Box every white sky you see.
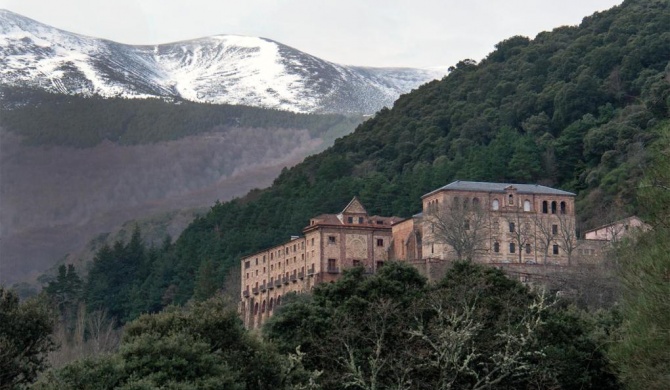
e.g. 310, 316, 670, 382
0, 0, 623, 68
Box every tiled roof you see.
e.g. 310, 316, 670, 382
422, 180, 575, 198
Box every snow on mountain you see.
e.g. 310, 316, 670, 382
0, 10, 445, 114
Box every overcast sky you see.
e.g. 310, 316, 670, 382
1, 0, 623, 68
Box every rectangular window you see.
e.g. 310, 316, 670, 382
376, 220, 383, 225
464, 220, 470, 230
328, 258, 337, 270
347, 216, 353, 223
255, 258, 258, 265
509, 222, 515, 233
246, 273, 249, 279
553, 244, 559, 255
525, 244, 531, 254
263, 255, 266, 262
552, 224, 558, 235
311, 238, 315, 246
377, 238, 384, 247
245, 261, 250, 269
352, 260, 361, 267
510, 243, 516, 253
360, 217, 365, 224
328, 236, 336, 244
376, 261, 385, 269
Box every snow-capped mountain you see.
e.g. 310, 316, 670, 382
0, 10, 445, 114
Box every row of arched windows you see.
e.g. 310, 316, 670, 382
492, 242, 560, 255
253, 295, 282, 315
542, 201, 567, 214
490, 198, 567, 214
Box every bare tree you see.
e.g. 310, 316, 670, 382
324, 298, 413, 390
86, 308, 119, 356
504, 213, 533, 263
556, 213, 580, 265
407, 289, 552, 390
424, 199, 490, 261
532, 214, 555, 264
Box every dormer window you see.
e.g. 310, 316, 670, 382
347, 216, 353, 223
359, 217, 364, 224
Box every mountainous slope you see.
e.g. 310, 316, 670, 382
77, 0, 670, 321
0, 95, 362, 286
0, 10, 443, 114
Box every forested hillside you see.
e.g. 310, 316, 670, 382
0, 90, 362, 286
81, 0, 669, 322
0, 88, 361, 147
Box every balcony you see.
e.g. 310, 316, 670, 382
268, 281, 274, 290
327, 267, 340, 274
290, 273, 297, 282
283, 276, 290, 285
243, 289, 250, 298
252, 287, 259, 295
260, 283, 267, 292
307, 266, 315, 276
274, 279, 282, 287
298, 271, 305, 279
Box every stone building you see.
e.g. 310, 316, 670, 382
583, 215, 650, 242
417, 181, 578, 267
239, 181, 600, 327
239, 197, 401, 328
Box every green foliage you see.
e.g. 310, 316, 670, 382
36, 297, 317, 390
82, 0, 670, 322
0, 287, 56, 389
44, 264, 83, 328
608, 124, 670, 390
265, 262, 619, 390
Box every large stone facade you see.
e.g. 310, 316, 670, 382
418, 181, 578, 266
239, 181, 623, 328
239, 197, 400, 328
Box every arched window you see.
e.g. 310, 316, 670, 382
254, 302, 259, 315
463, 198, 469, 210
510, 243, 516, 253
277, 295, 281, 306
269, 298, 274, 311
492, 199, 499, 211
542, 201, 548, 214
473, 198, 480, 209
551, 201, 557, 214
560, 201, 566, 214
523, 200, 531, 212
494, 242, 500, 253
261, 300, 266, 313
508, 194, 514, 205
453, 196, 460, 208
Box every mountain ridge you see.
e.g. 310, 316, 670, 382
0, 9, 444, 114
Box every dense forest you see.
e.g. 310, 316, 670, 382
75, 0, 669, 321
0, 88, 362, 147
2, 0, 669, 388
